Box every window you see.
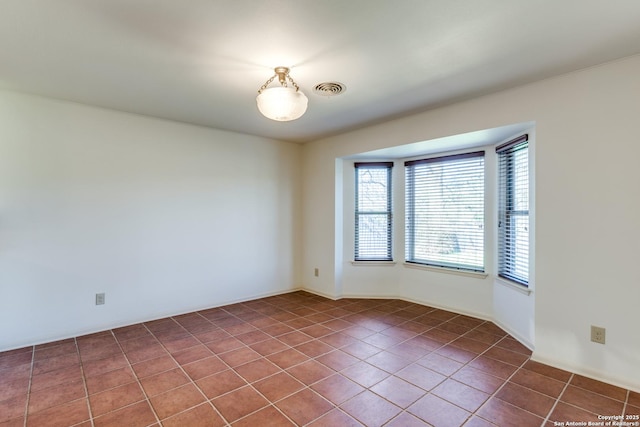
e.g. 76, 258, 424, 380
405, 152, 485, 272
497, 135, 529, 285
354, 162, 393, 261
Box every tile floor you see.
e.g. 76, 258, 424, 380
1, 291, 638, 427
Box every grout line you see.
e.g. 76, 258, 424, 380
22, 346, 35, 427
166, 306, 309, 425
223, 310, 332, 425
542, 372, 575, 425
218, 302, 416, 424
324, 312, 432, 424
5, 295, 635, 427
141, 322, 233, 426
216, 299, 391, 425
308, 308, 490, 425
344, 314, 528, 426
75, 337, 96, 427
471, 354, 536, 425
420, 330, 530, 426
110, 328, 163, 427
623, 389, 630, 417
193, 306, 319, 426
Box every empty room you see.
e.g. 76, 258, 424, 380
1, 1, 639, 426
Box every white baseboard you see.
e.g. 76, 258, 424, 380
11, 285, 636, 395
531, 353, 640, 394
299, 288, 640, 394
492, 318, 534, 350
1, 286, 303, 353
300, 287, 340, 300
399, 294, 493, 324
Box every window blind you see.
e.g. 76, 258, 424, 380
354, 162, 393, 261
405, 152, 485, 272
497, 135, 529, 285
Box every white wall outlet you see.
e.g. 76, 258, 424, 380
95, 293, 105, 305
591, 325, 605, 344
314, 268, 319, 277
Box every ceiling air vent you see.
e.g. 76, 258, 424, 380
313, 82, 346, 97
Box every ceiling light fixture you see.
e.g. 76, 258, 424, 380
256, 66, 308, 121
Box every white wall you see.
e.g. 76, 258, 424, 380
301, 55, 640, 391
0, 91, 301, 351
1, 56, 638, 392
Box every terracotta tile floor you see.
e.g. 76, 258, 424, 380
1, 291, 638, 426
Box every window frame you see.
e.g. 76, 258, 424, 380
354, 162, 394, 261
496, 134, 529, 286
404, 151, 486, 273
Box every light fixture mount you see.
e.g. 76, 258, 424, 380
274, 67, 290, 85
256, 66, 308, 122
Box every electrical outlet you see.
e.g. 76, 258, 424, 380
591, 325, 605, 344
95, 293, 105, 305
314, 268, 319, 277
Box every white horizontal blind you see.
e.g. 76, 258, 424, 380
355, 162, 393, 261
405, 152, 485, 272
497, 135, 529, 285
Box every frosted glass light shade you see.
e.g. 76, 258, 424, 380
256, 86, 308, 121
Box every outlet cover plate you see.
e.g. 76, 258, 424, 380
96, 293, 105, 305
591, 325, 605, 344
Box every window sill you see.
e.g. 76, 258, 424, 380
495, 277, 532, 295
402, 262, 488, 279
351, 261, 397, 266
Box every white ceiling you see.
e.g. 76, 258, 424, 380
2, 1, 640, 143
